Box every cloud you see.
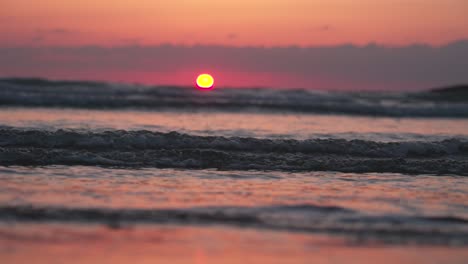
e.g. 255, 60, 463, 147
317, 25, 332, 32
120, 38, 142, 45
35, 28, 78, 35
1, 40, 467, 90
227, 33, 238, 39
31, 28, 79, 43
306, 25, 332, 32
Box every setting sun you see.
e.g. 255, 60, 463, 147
196, 74, 214, 90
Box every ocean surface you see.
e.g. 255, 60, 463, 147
1, 78, 468, 263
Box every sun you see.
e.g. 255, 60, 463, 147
196, 73, 214, 90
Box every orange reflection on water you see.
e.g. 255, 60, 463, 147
1, 108, 468, 140
1, 167, 467, 218
1, 224, 467, 264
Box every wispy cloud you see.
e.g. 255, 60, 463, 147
31, 28, 79, 43
227, 33, 238, 40
305, 25, 333, 33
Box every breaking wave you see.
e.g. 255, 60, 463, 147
1, 204, 467, 245
1, 128, 467, 175
1, 78, 468, 117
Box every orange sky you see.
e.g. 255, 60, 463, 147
2, 0, 468, 46
1, 0, 468, 90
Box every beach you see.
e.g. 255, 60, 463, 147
0, 79, 467, 263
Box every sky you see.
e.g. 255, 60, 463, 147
1, 0, 468, 90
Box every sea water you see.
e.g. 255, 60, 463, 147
0, 79, 467, 263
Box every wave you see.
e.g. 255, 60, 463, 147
1, 128, 467, 175
1, 78, 468, 117
1, 204, 467, 245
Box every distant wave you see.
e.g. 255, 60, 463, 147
1, 78, 468, 117
1, 204, 467, 245
1, 128, 467, 175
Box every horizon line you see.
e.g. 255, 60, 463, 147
1, 76, 467, 93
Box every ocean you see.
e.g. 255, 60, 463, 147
1, 78, 467, 263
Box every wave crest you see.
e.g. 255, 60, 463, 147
1, 128, 467, 174
1, 204, 467, 245
2, 78, 468, 117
